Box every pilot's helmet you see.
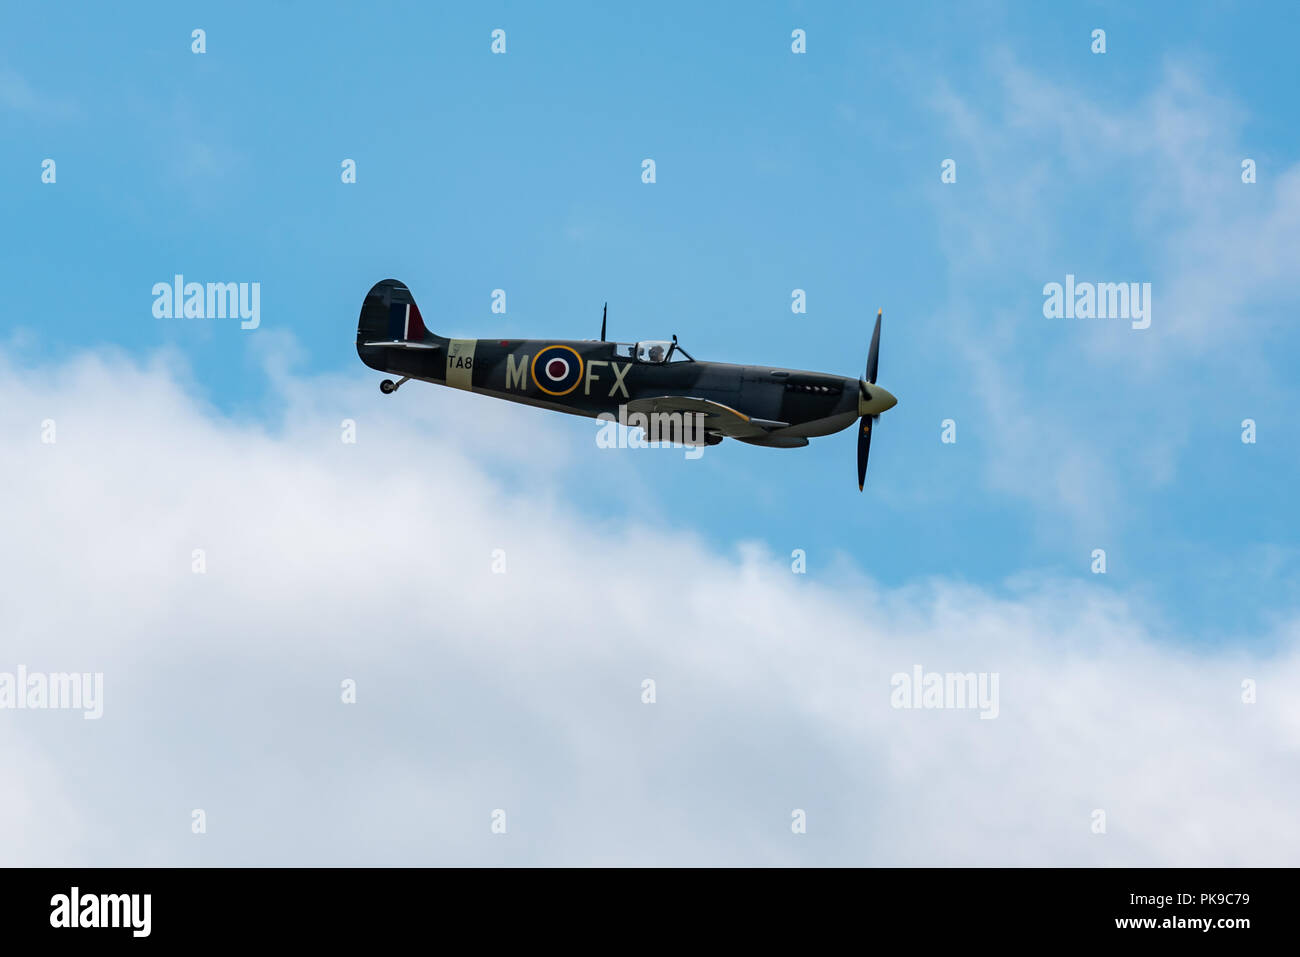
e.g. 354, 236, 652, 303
648, 345, 665, 361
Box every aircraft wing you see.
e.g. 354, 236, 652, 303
623, 396, 788, 439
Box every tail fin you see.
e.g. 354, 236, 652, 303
357, 279, 440, 369
357, 278, 434, 345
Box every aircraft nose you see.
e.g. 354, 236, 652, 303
859, 384, 898, 416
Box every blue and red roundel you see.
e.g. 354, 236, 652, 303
531, 345, 584, 396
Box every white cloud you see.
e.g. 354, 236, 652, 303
1, 348, 1296, 865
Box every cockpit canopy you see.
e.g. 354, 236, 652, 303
614, 340, 689, 363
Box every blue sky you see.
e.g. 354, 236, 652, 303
4, 1, 1298, 641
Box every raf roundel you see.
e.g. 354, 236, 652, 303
531, 345, 584, 396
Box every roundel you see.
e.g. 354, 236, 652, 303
531, 345, 584, 396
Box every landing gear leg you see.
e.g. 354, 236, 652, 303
379, 376, 410, 395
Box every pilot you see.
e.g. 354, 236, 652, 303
648, 344, 665, 363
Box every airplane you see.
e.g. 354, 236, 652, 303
356, 279, 899, 488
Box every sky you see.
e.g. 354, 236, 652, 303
2, 2, 1298, 865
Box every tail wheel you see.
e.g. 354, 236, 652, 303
379, 379, 396, 394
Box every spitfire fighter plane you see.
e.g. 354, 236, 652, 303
356, 279, 899, 488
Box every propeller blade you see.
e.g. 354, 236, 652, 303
865, 308, 882, 384
601, 303, 607, 342
857, 415, 874, 491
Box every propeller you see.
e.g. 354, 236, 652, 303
865, 308, 881, 385
856, 308, 896, 491
857, 410, 874, 491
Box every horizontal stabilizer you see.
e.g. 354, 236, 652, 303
360, 340, 441, 351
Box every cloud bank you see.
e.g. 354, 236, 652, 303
1, 347, 1296, 866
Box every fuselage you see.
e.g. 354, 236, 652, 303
357, 334, 865, 443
